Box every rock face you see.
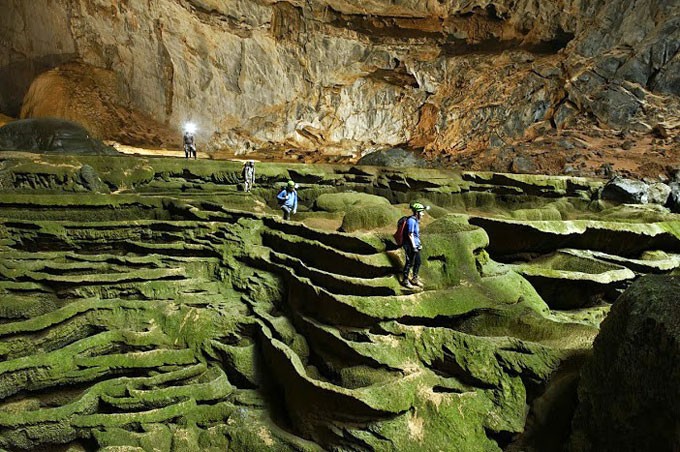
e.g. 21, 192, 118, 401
570, 275, 680, 452
1, 0, 678, 162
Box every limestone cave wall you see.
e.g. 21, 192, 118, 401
0, 0, 678, 157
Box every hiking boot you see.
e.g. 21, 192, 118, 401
410, 277, 424, 288
401, 278, 415, 289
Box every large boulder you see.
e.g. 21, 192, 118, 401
570, 275, 680, 452
600, 176, 649, 204
0, 118, 118, 155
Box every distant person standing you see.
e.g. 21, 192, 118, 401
277, 180, 298, 220
183, 129, 196, 159
241, 160, 255, 192
402, 202, 427, 289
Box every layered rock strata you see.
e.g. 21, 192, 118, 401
0, 153, 679, 450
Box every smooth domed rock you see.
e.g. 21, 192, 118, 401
570, 275, 680, 452
0, 118, 118, 155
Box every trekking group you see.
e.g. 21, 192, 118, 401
189, 141, 427, 291
240, 163, 426, 290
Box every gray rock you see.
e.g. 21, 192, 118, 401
598, 163, 615, 178
356, 148, 429, 168
510, 155, 537, 174
590, 85, 641, 129
601, 176, 649, 204
570, 275, 680, 452
0, 118, 118, 155
647, 183, 671, 205
667, 182, 680, 213
554, 102, 578, 130
78, 164, 110, 193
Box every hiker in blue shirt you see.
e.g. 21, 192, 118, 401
402, 202, 427, 289
277, 180, 298, 220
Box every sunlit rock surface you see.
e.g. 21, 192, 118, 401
0, 153, 679, 450
1, 0, 678, 170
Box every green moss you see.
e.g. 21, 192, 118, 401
511, 206, 563, 221
315, 192, 390, 213
340, 203, 401, 232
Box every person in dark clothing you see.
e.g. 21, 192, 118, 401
183, 131, 196, 159
277, 180, 298, 220
402, 202, 427, 289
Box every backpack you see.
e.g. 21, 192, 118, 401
393, 216, 410, 246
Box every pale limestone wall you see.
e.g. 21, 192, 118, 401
1, 0, 678, 155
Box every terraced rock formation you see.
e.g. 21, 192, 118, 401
0, 153, 679, 450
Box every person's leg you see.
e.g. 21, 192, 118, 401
184, 145, 189, 159
410, 251, 423, 287
412, 250, 421, 278
281, 206, 291, 220
402, 245, 415, 286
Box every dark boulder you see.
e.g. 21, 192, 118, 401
600, 176, 648, 204
570, 275, 680, 452
0, 118, 118, 155
667, 182, 680, 213
357, 147, 430, 168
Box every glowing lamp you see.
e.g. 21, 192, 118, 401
184, 122, 197, 134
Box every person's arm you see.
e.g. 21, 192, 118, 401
292, 191, 298, 213
277, 189, 287, 201
408, 233, 417, 248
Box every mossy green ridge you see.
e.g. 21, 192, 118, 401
0, 154, 678, 451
